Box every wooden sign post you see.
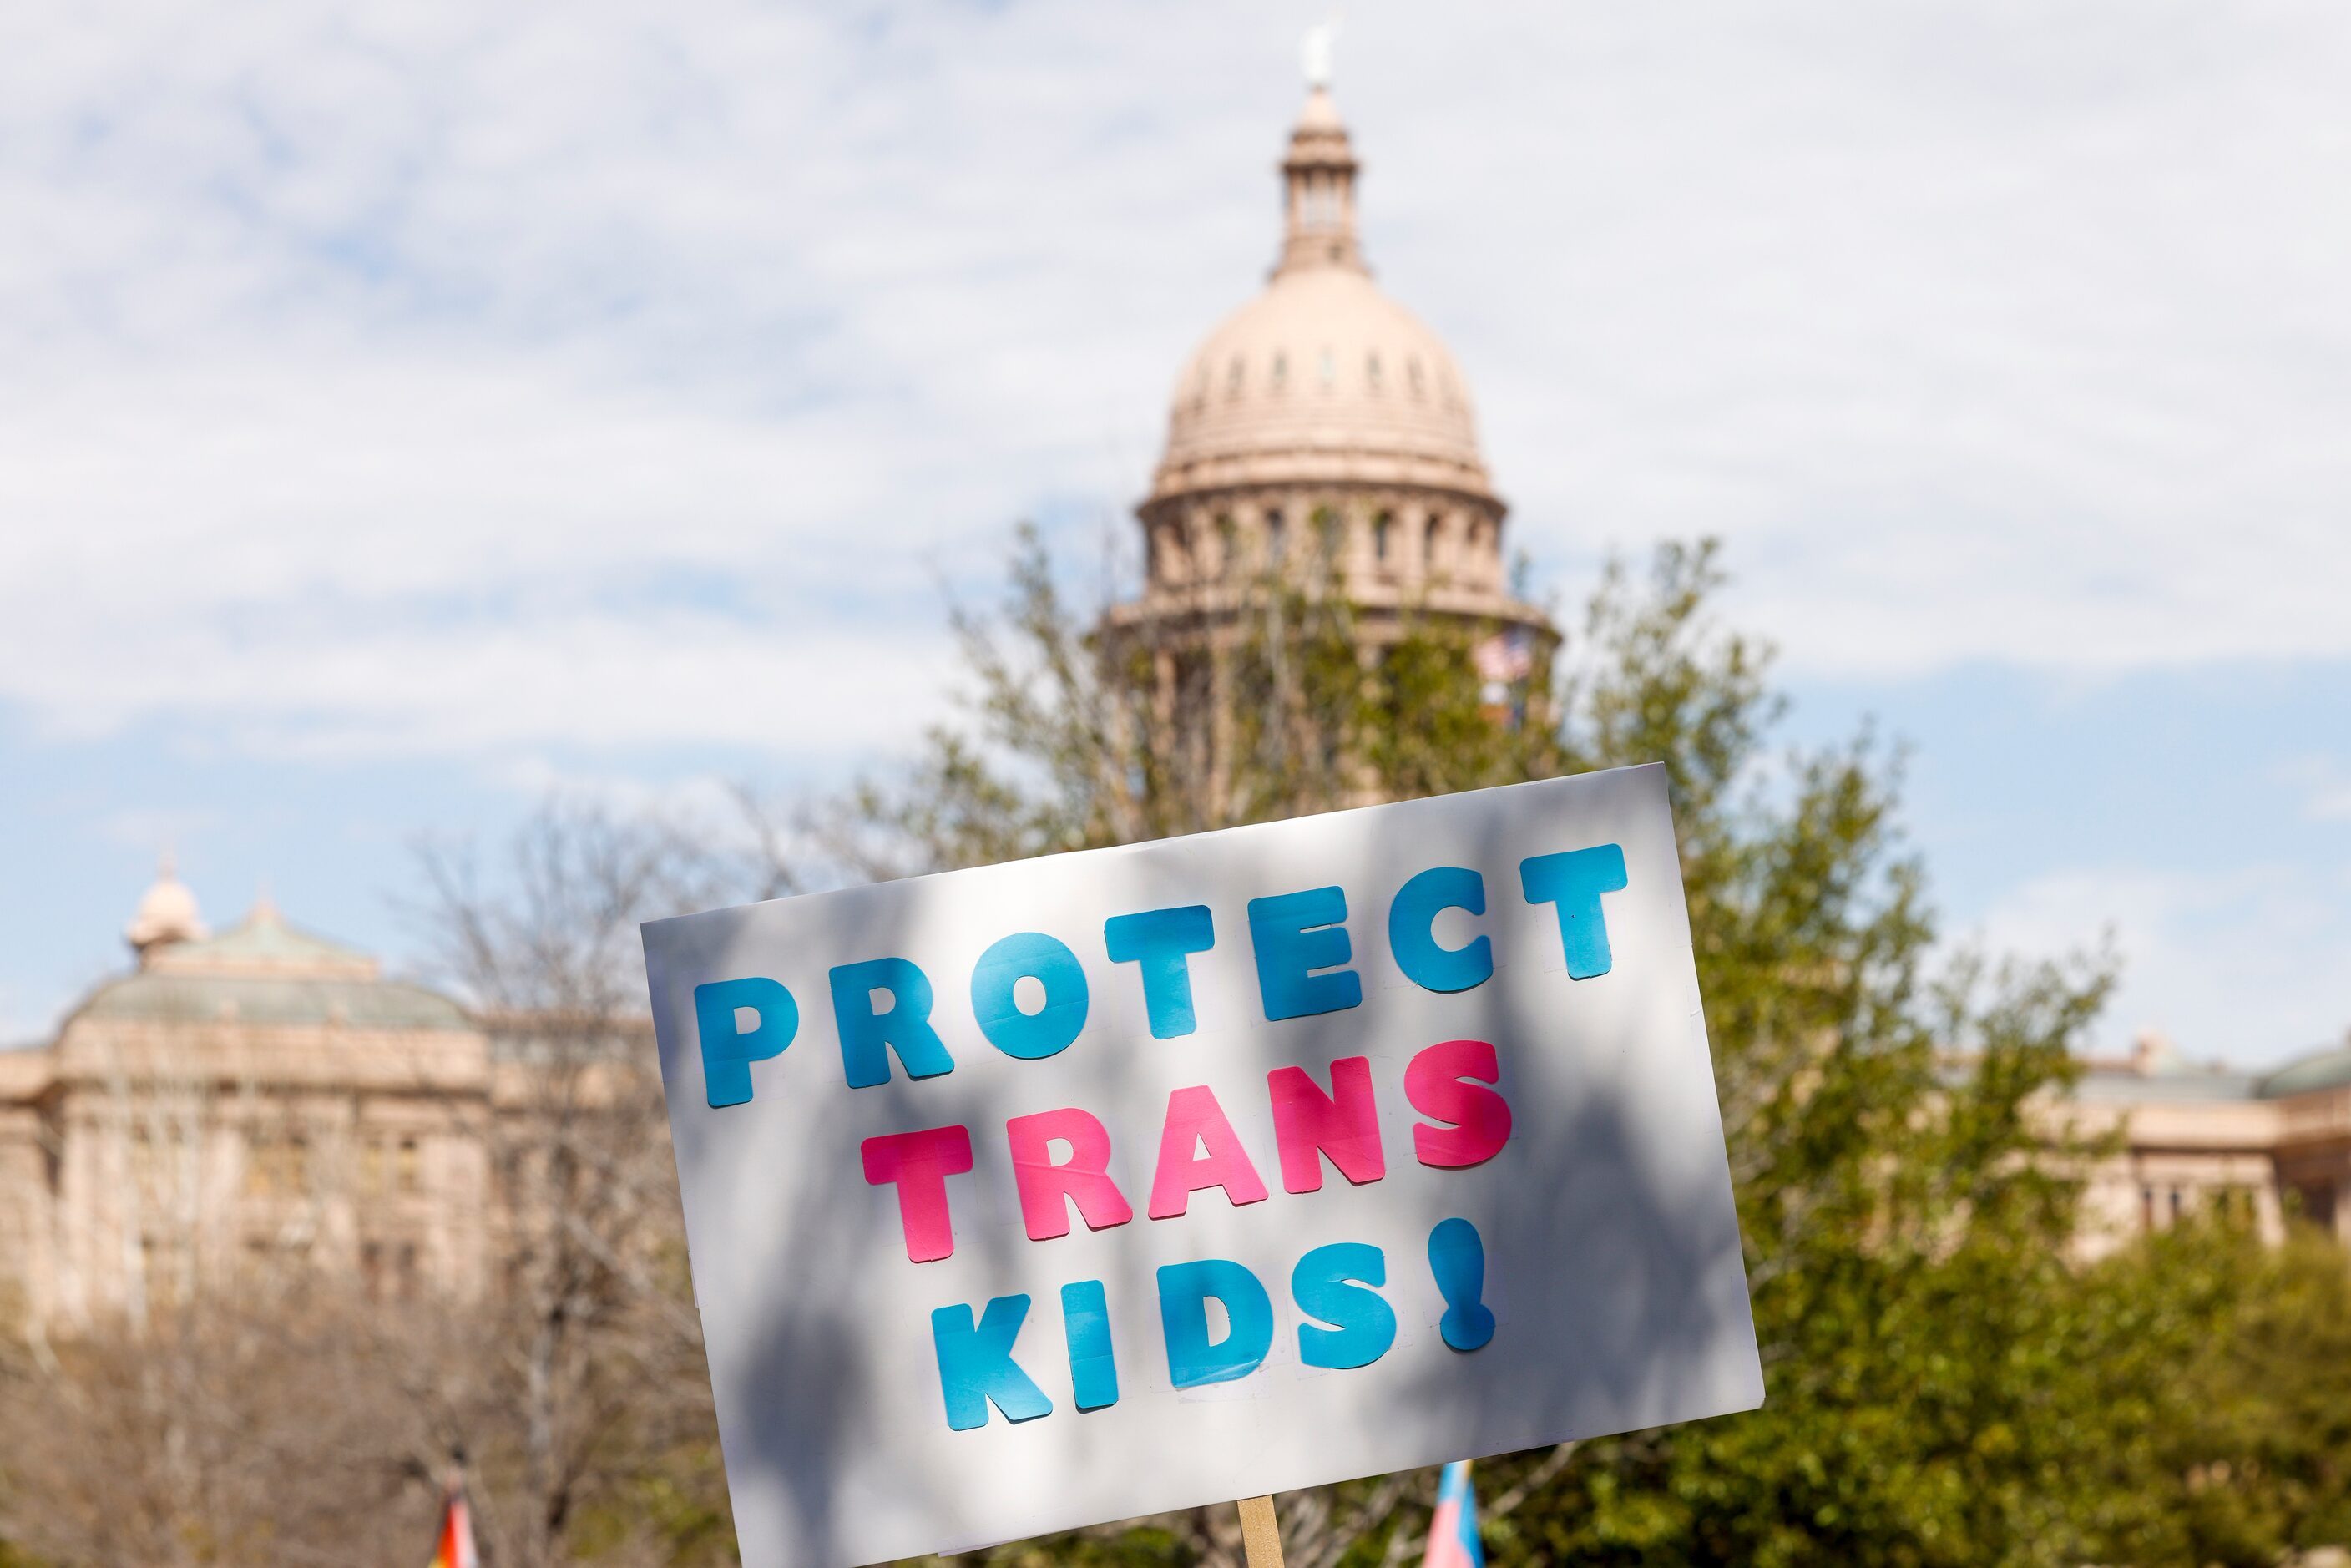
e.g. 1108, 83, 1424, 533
1238, 1495, 1285, 1568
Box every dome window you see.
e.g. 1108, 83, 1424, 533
1373, 511, 1393, 565
1272, 352, 1288, 392
1366, 352, 1383, 392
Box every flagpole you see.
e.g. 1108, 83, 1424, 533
1237, 1495, 1287, 1568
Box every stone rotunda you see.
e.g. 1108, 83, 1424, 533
1103, 71, 1555, 676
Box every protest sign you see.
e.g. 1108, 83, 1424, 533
642, 762, 1762, 1568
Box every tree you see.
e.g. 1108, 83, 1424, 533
852, 529, 2273, 1568
405, 804, 764, 1568
0, 804, 757, 1568
841, 522, 1563, 874
2078, 1223, 2351, 1567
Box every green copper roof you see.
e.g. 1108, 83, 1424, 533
2260, 1044, 2351, 1100
72, 903, 469, 1032
167, 911, 371, 969
78, 971, 468, 1030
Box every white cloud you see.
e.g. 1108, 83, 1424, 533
0, 355, 956, 754
1971, 860, 2351, 1068
0, 0, 2346, 767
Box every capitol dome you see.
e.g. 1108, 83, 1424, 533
1121, 74, 1545, 633
1147, 86, 1496, 506
1155, 263, 1494, 503
1105, 57, 1555, 764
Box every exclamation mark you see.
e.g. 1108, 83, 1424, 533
1427, 1217, 1495, 1352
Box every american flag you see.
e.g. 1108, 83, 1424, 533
1472, 628, 1534, 685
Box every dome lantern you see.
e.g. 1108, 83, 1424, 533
1277, 85, 1364, 279
125, 851, 207, 963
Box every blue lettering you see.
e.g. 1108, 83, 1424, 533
1292, 1242, 1397, 1370
692, 976, 797, 1108
969, 932, 1090, 1060
931, 1294, 1054, 1430
1103, 904, 1216, 1039
1060, 1279, 1120, 1411
1246, 887, 1363, 1021
1519, 844, 1628, 979
829, 957, 955, 1088
1387, 867, 1494, 994
1157, 1258, 1275, 1388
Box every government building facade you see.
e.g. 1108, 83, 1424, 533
2070, 1031, 2351, 1254
0, 866, 503, 1326
3, 81, 2347, 1333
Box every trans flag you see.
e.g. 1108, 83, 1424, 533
1422, 1461, 1484, 1568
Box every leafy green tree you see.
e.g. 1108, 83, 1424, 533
854, 528, 2326, 1568
2189, 1231, 2351, 1555
2085, 1225, 2351, 1566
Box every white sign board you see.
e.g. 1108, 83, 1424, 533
643, 765, 1762, 1568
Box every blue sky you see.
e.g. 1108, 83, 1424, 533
3, 0, 2346, 1066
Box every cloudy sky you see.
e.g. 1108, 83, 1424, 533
3, 0, 2346, 1065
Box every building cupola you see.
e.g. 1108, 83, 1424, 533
125, 851, 207, 963
1277, 75, 1364, 278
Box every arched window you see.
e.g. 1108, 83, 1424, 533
1366, 352, 1383, 392
1271, 352, 1288, 392
1266, 509, 1287, 564
1373, 511, 1393, 565
1423, 513, 1442, 569
1216, 513, 1237, 577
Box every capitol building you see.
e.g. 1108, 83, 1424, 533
3, 79, 2348, 1333
0, 865, 500, 1324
